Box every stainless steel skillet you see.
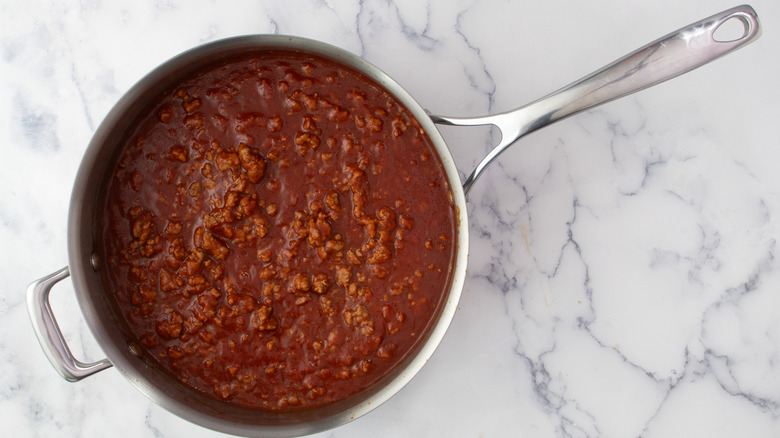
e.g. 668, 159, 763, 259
27, 5, 759, 437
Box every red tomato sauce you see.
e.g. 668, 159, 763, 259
100, 51, 457, 410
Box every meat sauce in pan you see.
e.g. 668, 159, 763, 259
100, 51, 457, 410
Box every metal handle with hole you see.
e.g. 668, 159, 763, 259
27, 266, 113, 381
431, 4, 761, 194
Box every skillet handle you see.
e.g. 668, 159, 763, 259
431, 4, 761, 194
27, 266, 113, 381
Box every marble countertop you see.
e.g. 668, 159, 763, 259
3, 0, 779, 436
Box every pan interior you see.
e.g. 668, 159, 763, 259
68, 35, 468, 436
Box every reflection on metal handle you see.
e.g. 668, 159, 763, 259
431, 4, 761, 194
27, 267, 112, 381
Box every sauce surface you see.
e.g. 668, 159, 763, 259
101, 51, 457, 410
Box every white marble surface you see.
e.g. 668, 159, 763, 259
3, 0, 779, 436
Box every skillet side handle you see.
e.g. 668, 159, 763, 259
27, 266, 113, 382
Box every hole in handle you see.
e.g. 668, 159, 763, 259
713, 15, 750, 42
